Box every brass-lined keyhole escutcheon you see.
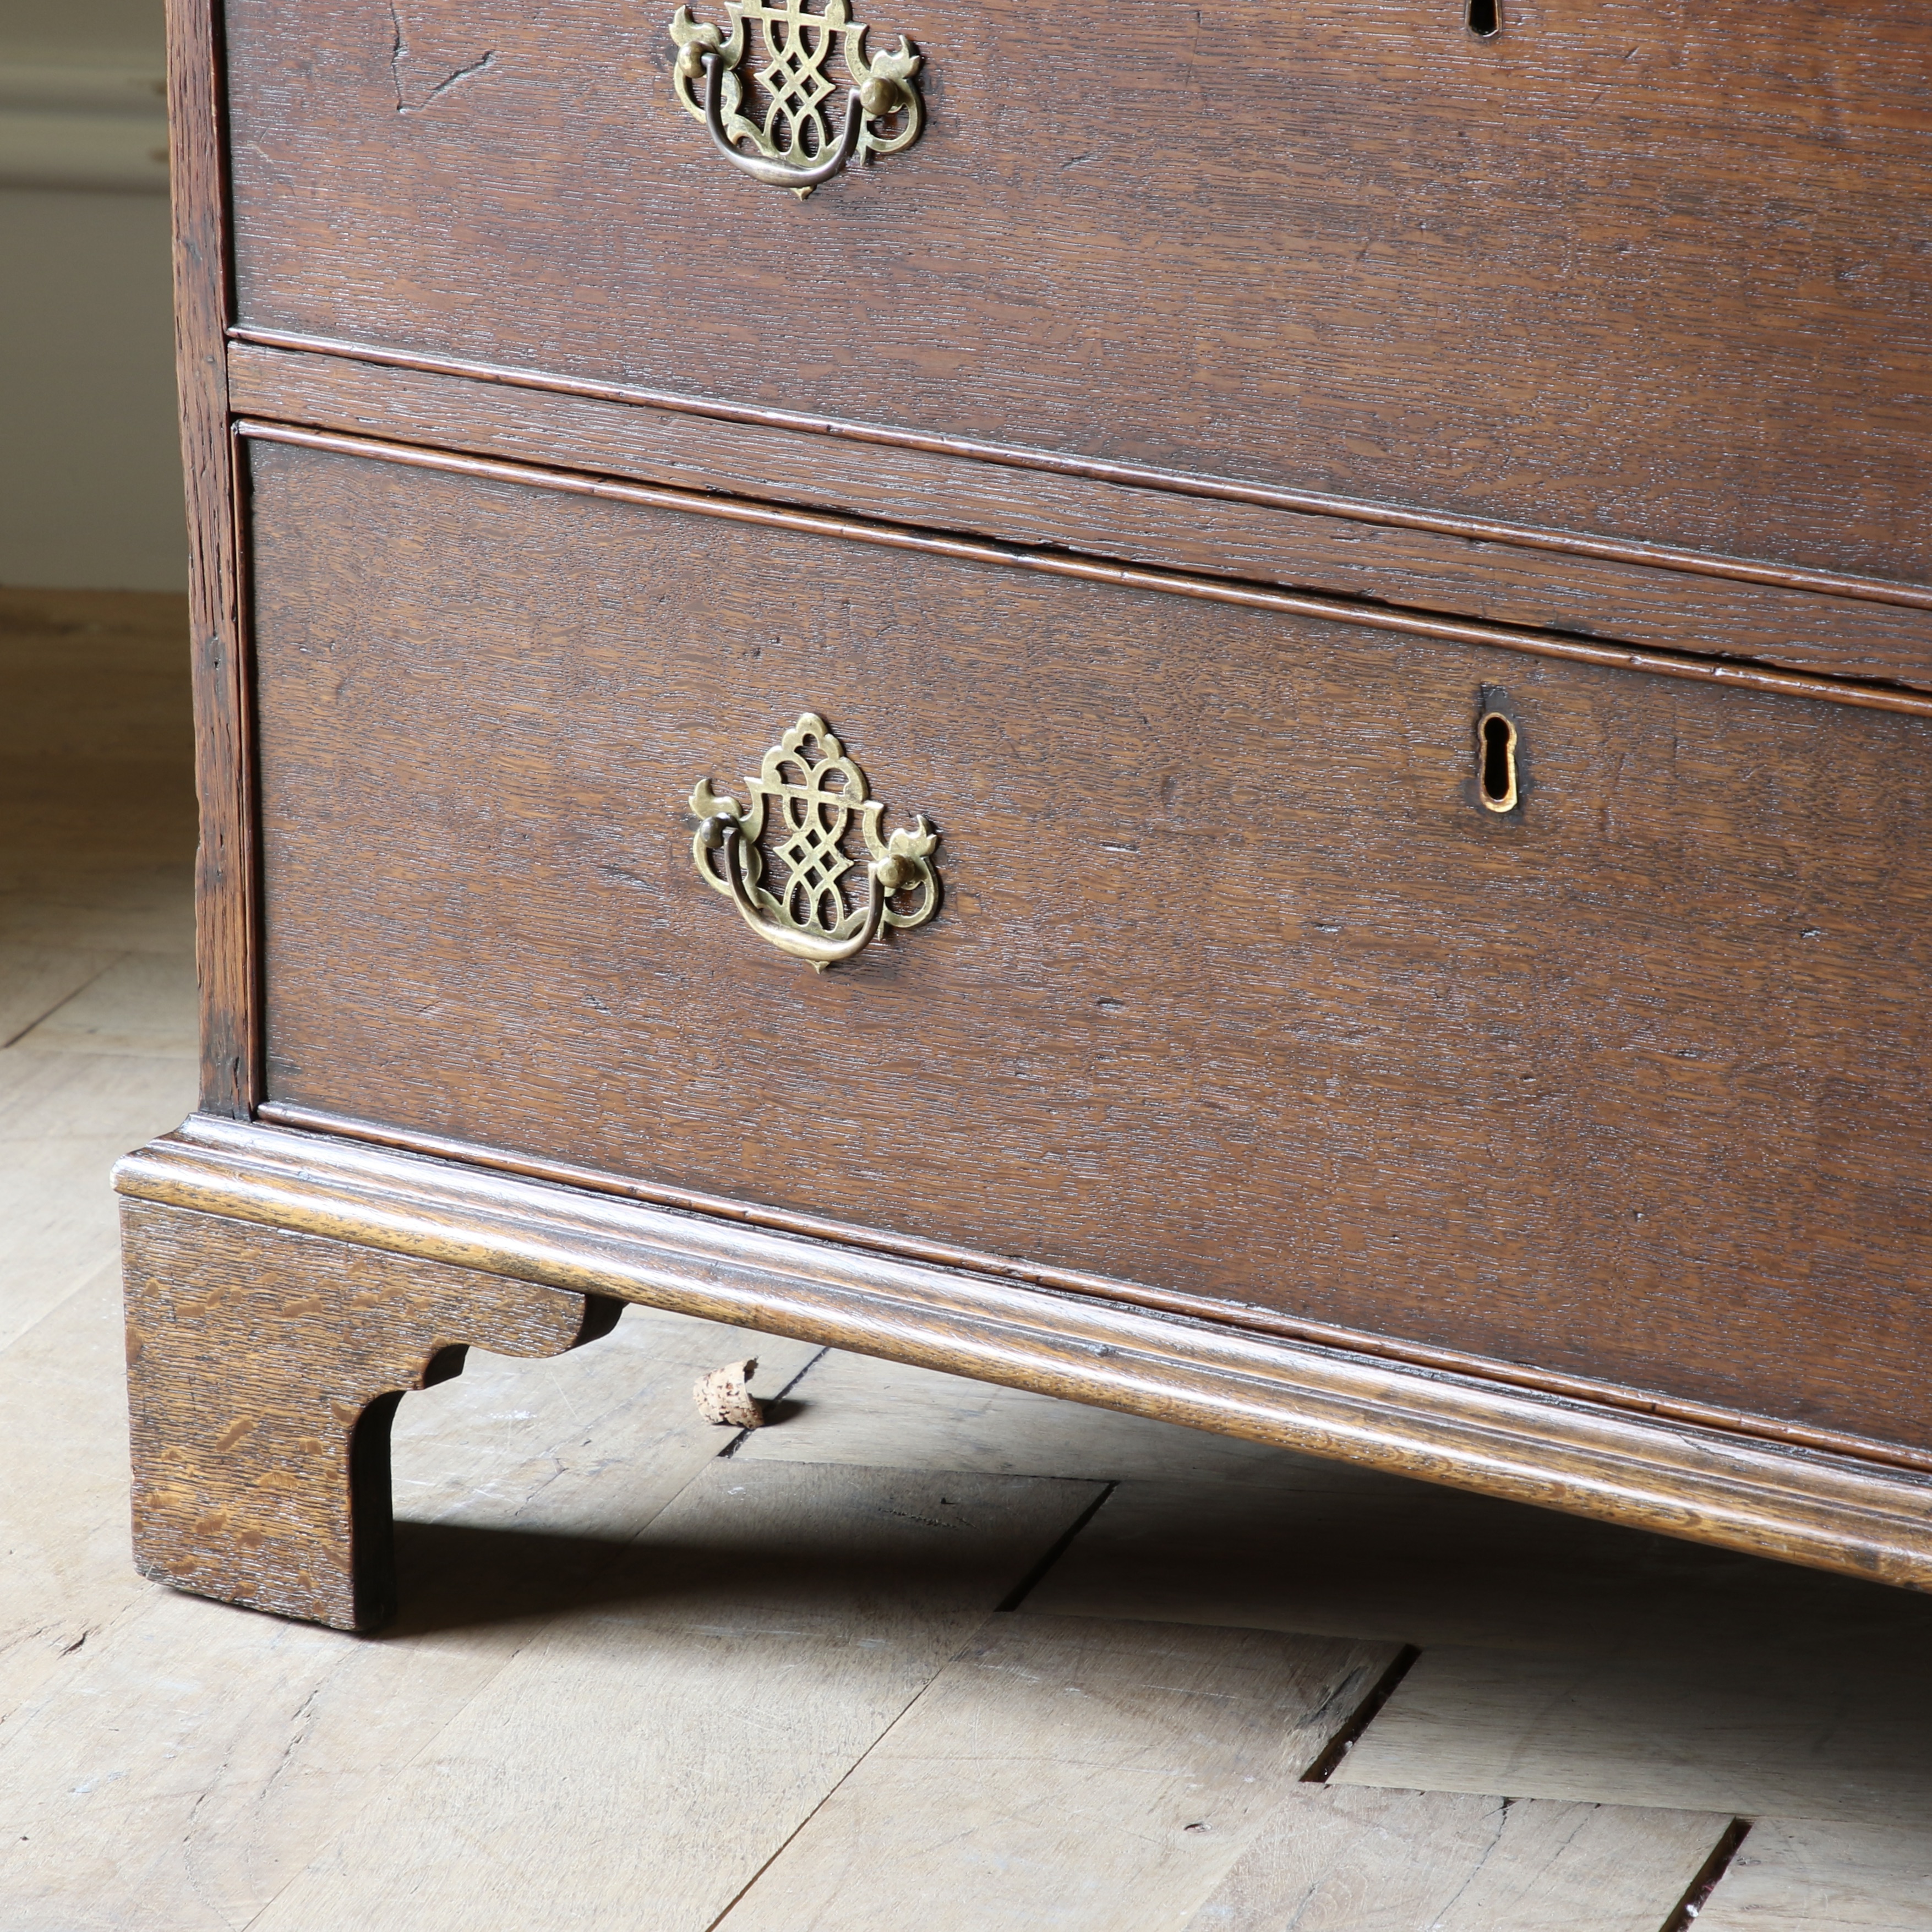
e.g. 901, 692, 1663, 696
1466, 0, 1501, 36
1477, 710, 1519, 813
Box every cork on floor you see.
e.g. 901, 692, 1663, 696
2, 590, 1929, 1930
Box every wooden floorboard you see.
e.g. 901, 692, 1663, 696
0, 946, 121, 1050
0, 1305, 826, 1931
1180, 1786, 1731, 1932
246, 1466, 1104, 1932
1021, 1469, 1932, 1662
6, 591, 1932, 1930
1690, 1819, 1932, 1931
9, 952, 198, 1059
1330, 1640, 1932, 1829
0, 1260, 150, 1726
390, 1311, 821, 1542
0, 860, 197, 954
0, 1129, 164, 1350
712, 1612, 1400, 1932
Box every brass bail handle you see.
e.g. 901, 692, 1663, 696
698, 811, 900, 967
668, 1, 925, 199
688, 713, 941, 972
695, 47, 865, 192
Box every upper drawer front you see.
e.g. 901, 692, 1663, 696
249, 432, 1932, 1449
227, 1, 1932, 588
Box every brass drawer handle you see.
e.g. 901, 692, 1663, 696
669, 0, 924, 200
689, 713, 940, 970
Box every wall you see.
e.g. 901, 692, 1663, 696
0, 0, 187, 591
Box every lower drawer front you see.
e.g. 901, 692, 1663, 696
250, 436, 1932, 1446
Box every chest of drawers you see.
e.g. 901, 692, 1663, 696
118, 0, 1932, 1630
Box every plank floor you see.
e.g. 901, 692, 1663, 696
3, 591, 1929, 1929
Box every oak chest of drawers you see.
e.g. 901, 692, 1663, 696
118, 0, 1932, 1629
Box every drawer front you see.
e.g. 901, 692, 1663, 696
250, 434, 1932, 1445
229, 0, 1932, 586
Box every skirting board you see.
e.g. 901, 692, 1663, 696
116, 1114, 1932, 1593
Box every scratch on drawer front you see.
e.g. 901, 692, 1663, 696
386, 3, 496, 114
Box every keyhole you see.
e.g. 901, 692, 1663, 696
1478, 712, 1519, 812
1467, 0, 1501, 35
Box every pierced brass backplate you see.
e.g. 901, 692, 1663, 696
690, 713, 940, 970
668, 0, 924, 199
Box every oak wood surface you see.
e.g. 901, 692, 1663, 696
224, 341, 1932, 694
1177, 1785, 1732, 1932
28, 590, 1928, 1930
710, 1613, 1405, 1932
166, 0, 256, 1118
121, 1199, 624, 1629
257, 1095, 1932, 1476
1025, 1476, 1932, 1663
0, 1300, 825, 1931
0, 1267, 153, 1730
244, 1465, 1107, 1932
222, 0, 1932, 588
1691, 1820, 1932, 1932
239, 421, 1932, 722
225, 328, 1932, 616
244, 434, 1932, 1448
1333, 1642, 1932, 1830
113, 1117, 1932, 1590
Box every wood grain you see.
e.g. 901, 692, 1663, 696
223, 341, 1932, 693
166, 0, 256, 1118
114, 1117, 1932, 1591
238, 421, 1932, 721
1179, 1786, 1734, 1932
1024, 1473, 1932, 1661
121, 1199, 624, 1630
729, 1347, 1343, 1486
0, 1054, 197, 1353
244, 1465, 1104, 1932
244, 434, 1932, 1448
222, 0, 1932, 587
1333, 1642, 1932, 1829
53, 578, 1922, 1926
265, 1096, 1932, 1478
0, 1265, 152, 1729
1693, 1820, 1932, 1932
712, 1613, 1401, 1931
13, 953, 198, 1058
0, 1307, 822, 1931
222, 329, 1932, 615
